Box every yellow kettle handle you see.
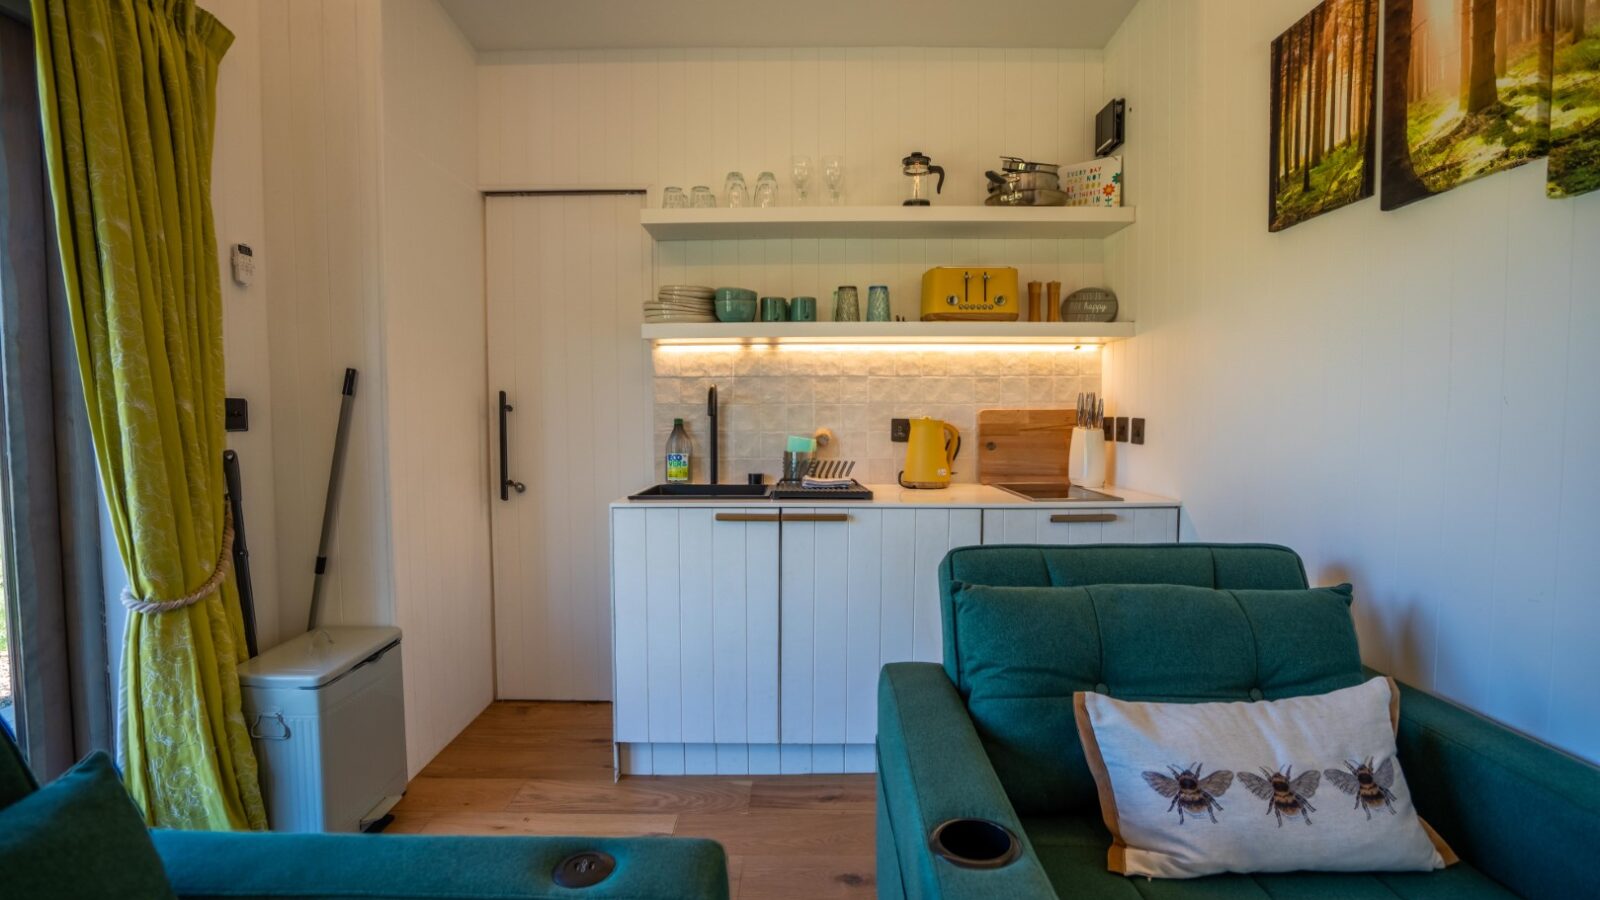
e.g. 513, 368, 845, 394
943, 421, 961, 463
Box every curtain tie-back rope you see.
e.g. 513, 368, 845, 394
120, 506, 235, 613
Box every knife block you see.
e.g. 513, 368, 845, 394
1067, 426, 1106, 488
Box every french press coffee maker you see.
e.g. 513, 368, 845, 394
901, 152, 945, 206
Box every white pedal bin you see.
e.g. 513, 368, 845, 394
238, 626, 407, 832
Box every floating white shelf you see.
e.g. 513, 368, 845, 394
639, 205, 1135, 240
641, 321, 1136, 346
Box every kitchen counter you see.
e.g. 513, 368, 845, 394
610, 483, 1177, 509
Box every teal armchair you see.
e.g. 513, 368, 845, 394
876, 543, 1600, 900
0, 722, 728, 900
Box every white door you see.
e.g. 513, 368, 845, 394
487, 194, 652, 700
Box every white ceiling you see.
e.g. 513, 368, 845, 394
436, 0, 1139, 53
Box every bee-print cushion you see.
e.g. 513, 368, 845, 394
1073, 676, 1457, 878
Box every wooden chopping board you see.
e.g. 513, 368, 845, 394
976, 408, 1076, 484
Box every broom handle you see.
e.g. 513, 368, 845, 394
307, 368, 358, 632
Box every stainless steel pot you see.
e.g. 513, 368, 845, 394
984, 188, 1069, 206
986, 170, 1061, 194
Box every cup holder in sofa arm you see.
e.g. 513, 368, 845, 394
553, 851, 616, 888
928, 818, 1022, 869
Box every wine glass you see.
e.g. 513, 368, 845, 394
791, 156, 813, 203
821, 155, 844, 205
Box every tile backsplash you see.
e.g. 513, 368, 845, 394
653, 346, 1102, 484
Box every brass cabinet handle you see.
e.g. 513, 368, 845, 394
783, 513, 851, 522
714, 513, 781, 522
1049, 513, 1118, 523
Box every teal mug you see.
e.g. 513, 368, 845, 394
760, 296, 789, 322
867, 285, 891, 321
790, 296, 817, 321
833, 285, 860, 321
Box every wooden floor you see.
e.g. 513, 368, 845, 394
388, 702, 877, 899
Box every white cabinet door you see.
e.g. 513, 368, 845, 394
611, 507, 779, 744
780, 508, 982, 747
981, 507, 1179, 545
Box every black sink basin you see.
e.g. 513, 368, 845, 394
628, 483, 773, 500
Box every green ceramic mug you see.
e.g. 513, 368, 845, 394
760, 296, 789, 322
790, 296, 817, 321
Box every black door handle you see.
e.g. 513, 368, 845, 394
499, 391, 525, 501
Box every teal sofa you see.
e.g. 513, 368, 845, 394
876, 543, 1600, 899
0, 722, 728, 899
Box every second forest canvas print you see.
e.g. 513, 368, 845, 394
1270, 0, 1381, 232
1382, 0, 1554, 209
1549, 0, 1599, 197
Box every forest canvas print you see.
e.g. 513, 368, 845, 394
1382, 0, 1554, 209
1549, 0, 1599, 197
1270, 0, 1380, 232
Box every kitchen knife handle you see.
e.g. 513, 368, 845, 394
715, 513, 782, 522
783, 513, 851, 522
1049, 513, 1118, 523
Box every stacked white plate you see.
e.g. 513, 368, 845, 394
646, 285, 715, 322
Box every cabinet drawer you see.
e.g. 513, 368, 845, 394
981, 507, 1178, 545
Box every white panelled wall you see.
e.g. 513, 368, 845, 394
257, 0, 491, 775
479, 49, 1111, 320
208, 0, 283, 648
1100, 0, 1600, 763
380, 0, 494, 777
260, 0, 391, 635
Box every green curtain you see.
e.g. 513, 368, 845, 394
31, 0, 265, 830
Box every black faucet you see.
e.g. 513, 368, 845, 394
707, 385, 719, 485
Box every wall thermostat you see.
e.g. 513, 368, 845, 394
230, 243, 255, 286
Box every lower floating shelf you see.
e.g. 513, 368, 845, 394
641, 321, 1136, 346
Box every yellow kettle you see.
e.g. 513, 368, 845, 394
900, 417, 961, 489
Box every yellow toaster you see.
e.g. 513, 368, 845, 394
919, 266, 1020, 321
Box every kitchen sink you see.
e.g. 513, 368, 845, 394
627, 483, 773, 500
993, 482, 1124, 502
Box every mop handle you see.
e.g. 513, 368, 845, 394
307, 368, 358, 632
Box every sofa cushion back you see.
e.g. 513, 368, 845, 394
1, 720, 40, 812
939, 543, 1311, 687
938, 544, 1364, 816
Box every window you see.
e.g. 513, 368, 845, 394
0, 4, 110, 776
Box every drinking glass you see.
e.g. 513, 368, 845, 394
832, 285, 860, 322
791, 156, 813, 203
661, 186, 687, 208
754, 171, 779, 208
821, 155, 844, 205
724, 171, 749, 208
690, 185, 716, 208
867, 285, 891, 321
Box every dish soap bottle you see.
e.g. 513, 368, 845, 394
665, 418, 692, 483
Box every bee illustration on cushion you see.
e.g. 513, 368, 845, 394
1142, 763, 1235, 824
1238, 765, 1321, 826
1324, 757, 1398, 820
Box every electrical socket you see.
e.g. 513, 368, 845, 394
1131, 418, 1146, 445
890, 418, 911, 442
1114, 416, 1130, 443
1102, 417, 1115, 442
